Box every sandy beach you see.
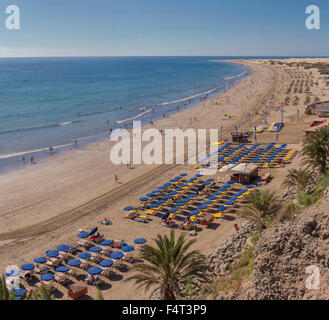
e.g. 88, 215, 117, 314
1, 57, 328, 299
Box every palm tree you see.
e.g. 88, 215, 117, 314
0, 278, 16, 300
239, 190, 282, 230
126, 230, 209, 300
282, 168, 313, 192
301, 126, 329, 174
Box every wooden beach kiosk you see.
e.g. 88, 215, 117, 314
229, 163, 258, 184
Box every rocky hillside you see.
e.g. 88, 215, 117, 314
251, 188, 329, 300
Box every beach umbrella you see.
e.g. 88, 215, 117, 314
163, 183, 172, 187
169, 191, 177, 196
88, 267, 102, 275
189, 210, 200, 216
78, 252, 91, 260
110, 252, 124, 260
169, 207, 178, 213
122, 245, 134, 252
175, 188, 184, 192
175, 176, 182, 180
78, 232, 89, 239
20, 264, 35, 271
55, 266, 70, 273
134, 238, 147, 244
34, 257, 47, 264
188, 193, 198, 198
157, 186, 165, 190
176, 202, 185, 207
146, 193, 156, 197
100, 240, 112, 246
224, 201, 234, 206
89, 246, 102, 253
41, 273, 54, 282
180, 184, 188, 187
124, 206, 133, 211
139, 197, 149, 202
152, 190, 161, 194
163, 195, 172, 200
170, 179, 178, 182
57, 244, 72, 252
181, 198, 190, 203
157, 200, 166, 205
67, 259, 81, 267
121, 242, 127, 247
89, 227, 98, 236
202, 181, 210, 185
10, 288, 25, 298
213, 192, 222, 196
246, 185, 255, 189
190, 177, 197, 181
226, 180, 235, 184
217, 206, 227, 212
195, 174, 203, 178
203, 200, 212, 206
150, 203, 159, 209
207, 179, 215, 182
46, 250, 59, 258
197, 205, 207, 210
208, 196, 217, 201
180, 173, 187, 177
99, 259, 114, 268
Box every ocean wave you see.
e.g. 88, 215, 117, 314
224, 69, 247, 80
115, 109, 152, 124
0, 120, 81, 135
0, 143, 73, 160
155, 87, 220, 107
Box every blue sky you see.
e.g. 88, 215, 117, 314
0, 0, 328, 57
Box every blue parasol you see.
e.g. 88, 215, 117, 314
57, 244, 72, 252
34, 257, 47, 264
78, 232, 89, 239
41, 273, 55, 281
67, 259, 81, 267
21, 263, 35, 271
134, 238, 147, 244
197, 205, 207, 210
189, 210, 200, 216
100, 240, 113, 246
99, 259, 114, 268
180, 173, 187, 177
10, 288, 25, 297
169, 207, 178, 213
124, 207, 133, 211
78, 252, 92, 260
122, 245, 134, 252
217, 206, 227, 212
46, 250, 59, 258
139, 197, 149, 202
55, 266, 70, 273
110, 251, 124, 259
88, 267, 102, 275
89, 246, 102, 253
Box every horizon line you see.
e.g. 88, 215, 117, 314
0, 55, 329, 59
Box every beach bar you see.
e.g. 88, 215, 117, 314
229, 163, 258, 184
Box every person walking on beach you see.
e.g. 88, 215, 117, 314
74, 140, 78, 148
114, 174, 120, 183
30, 156, 34, 164
22, 156, 26, 166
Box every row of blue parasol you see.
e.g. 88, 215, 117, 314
9, 235, 148, 287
